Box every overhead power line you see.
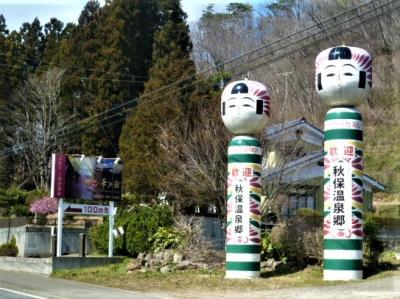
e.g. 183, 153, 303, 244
54, 0, 400, 140
223, 0, 400, 76
1, 0, 399, 159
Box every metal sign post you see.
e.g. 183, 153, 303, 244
56, 198, 63, 257
50, 154, 121, 258
108, 201, 115, 257
57, 201, 116, 257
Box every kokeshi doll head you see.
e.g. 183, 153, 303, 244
315, 46, 372, 107
221, 80, 271, 135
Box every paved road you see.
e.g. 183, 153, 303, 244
0, 270, 173, 299
1, 270, 400, 299
0, 288, 45, 299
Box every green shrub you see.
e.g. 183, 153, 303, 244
0, 236, 18, 256
266, 217, 323, 263
366, 214, 400, 227
150, 227, 186, 253
270, 221, 304, 262
297, 208, 322, 217
125, 205, 173, 255
89, 204, 174, 256
9, 204, 30, 217
89, 219, 110, 254
0, 187, 45, 217
260, 232, 278, 260
364, 215, 384, 267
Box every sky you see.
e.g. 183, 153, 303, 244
0, 0, 265, 32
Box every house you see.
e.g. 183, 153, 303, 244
262, 118, 385, 217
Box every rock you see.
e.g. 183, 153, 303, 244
161, 260, 169, 267
137, 253, 145, 260
144, 262, 150, 268
163, 250, 174, 263
139, 268, 148, 273
126, 260, 141, 271
152, 252, 160, 260
160, 265, 171, 273
261, 259, 275, 270
173, 252, 183, 263
176, 261, 190, 271
260, 261, 269, 269
144, 253, 153, 261
149, 259, 162, 268
266, 259, 275, 268
175, 261, 206, 271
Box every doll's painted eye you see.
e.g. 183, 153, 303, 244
327, 73, 335, 77
344, 73, 353, 76
229, 105, 236, 108
242, 104, 252, 108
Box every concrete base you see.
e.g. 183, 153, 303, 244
0, 256, 123, 275
225, 270, 260, 279
53, 256, 123, 272
324, 270, 363, 280
0, 256, 53, 274
0, 225, 93, 257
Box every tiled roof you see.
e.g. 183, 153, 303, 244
265, 117, 324, 139
262, 150, 385, 191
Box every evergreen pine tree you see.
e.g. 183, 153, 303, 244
42, 18, 64, 65
119, 0, 198, 200
19, 18, 45, 71
0, 15, 9, 104
50, 1, 103, 152
77, 0, 158, 156
0, 15, 13, 187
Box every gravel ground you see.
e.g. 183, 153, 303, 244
174, 271, 400, 299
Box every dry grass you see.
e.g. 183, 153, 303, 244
51, 260, 399, 296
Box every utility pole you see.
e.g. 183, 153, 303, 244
279, 71, 294, 122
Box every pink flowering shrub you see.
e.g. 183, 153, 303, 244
30, 197, 58, 215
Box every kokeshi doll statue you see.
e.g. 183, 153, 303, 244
221, 79, 271, 279
316, 46, 372, 280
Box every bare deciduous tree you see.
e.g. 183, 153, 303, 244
159, 98, 229, 219
4, 68, 72, 190
159, 95, 308, 224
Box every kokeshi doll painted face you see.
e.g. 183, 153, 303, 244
221, 80, 271, 135
315, 46, 372, 107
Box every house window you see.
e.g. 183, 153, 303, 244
306, 195, 316, 210
281, 194, 316, 216
298, 196, 307, 209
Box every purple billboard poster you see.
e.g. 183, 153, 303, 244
50, 153, 68, 198
67, 156, 122, 201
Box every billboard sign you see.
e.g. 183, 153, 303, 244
93, 158, 122, 201
68, 156, 122, 201
50, 154, 122, 201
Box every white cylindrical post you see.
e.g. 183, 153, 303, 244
108, 201, 114, 257
221, 80, 271, 279
50, 153, 56, 198
315, 46, 372, 280
56, 198, 63, 257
